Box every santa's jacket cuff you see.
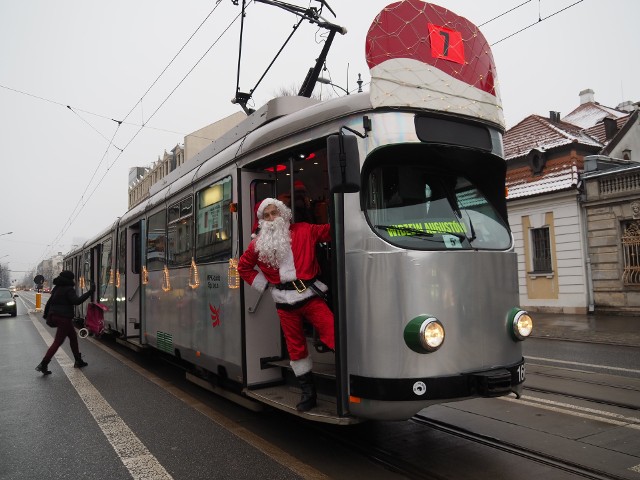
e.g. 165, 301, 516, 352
252, 272, 268, 292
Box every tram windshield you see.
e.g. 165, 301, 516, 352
365, 156, 512, 251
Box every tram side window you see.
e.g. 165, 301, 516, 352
168, 196, 193, 267
131, 233, 140, 274
100, 239, 113, 290
82, 251, 91, 286
118, 230, 126, 286
147, 210, 167, 271
195, 176, 232, 263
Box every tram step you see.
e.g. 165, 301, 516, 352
186, 373, 264, 412
261, 358, 336, 379
245, 385, 359, 425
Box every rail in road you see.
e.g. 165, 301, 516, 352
11, 291, 640, 480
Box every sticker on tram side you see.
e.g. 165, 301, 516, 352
385, 221, 467, 237
209, 304, 221, 328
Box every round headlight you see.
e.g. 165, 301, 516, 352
509, 308, 533, 340
404, 315, 445, 353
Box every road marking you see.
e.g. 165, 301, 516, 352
500, 395, 640, 428
88, 331, 331, 480
526, 355, 640, 375
30, 309, 329, 480
31, 313, 174, 480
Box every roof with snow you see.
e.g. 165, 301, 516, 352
503, 114, 601, 160
504, 96, 636, 200
561, 101, 629, 128
507, 157, 581, 199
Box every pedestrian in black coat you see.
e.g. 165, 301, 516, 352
35, 270, 95, 375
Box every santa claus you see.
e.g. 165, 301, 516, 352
238, 197, 334, 412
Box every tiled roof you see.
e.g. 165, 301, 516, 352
506, 157, 581, 199
583, 115, 631, 145
504, 114, 601, 160
503, 97, 636, 201
562, 101, 628, 128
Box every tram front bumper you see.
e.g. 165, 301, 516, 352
349, 358, 526, 402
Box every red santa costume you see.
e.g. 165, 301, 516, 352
238, 198, 334, 378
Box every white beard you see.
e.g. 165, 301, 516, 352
255, 216, 291, 268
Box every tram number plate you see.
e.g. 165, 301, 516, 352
516, 364, 526, 383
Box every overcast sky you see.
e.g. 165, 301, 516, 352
1, 0, 639, 284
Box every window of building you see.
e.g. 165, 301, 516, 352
168, 196, 193, 267
531, 227, 552, 273
147, 210, 167, 271
622, 221, 640, 285
195, 177, 232, 263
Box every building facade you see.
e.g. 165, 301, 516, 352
128, 112, 246, 210
505, 89, 639, 314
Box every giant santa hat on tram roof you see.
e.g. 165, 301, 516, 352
365, 0, 505, 130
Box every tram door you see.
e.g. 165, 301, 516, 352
239, 169, 283, 386
124, 221, 143, 343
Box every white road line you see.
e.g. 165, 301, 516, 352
31, 313, 173, 480
526, 355, 640, 375
501, 395, 640, 473
501, 394, 640, 425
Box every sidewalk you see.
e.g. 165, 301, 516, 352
530, 311, 640, 347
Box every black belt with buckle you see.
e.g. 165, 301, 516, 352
274, 277, 317, 292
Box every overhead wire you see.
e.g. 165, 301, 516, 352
491, 0, 585, 45
29, 0, 587, 263
36, 2, 234, 263
0, 83, 218, 141
41, 5, 249, 261
121, 1, 226, 126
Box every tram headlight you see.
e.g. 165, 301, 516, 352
404, 315, 445, 353
509, 308, 533, 341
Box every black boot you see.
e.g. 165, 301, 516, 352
296, 372, 317, 412
74, 353, 88, 369
35, 360, 52, 375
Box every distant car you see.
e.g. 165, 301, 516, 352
0, 288, 18, 317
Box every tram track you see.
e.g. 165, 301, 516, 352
523, 363, 640, 413
20, 293, 638, 479
524, 385, 640, 413
411, 414, 628, 480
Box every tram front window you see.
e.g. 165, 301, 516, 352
365, 162, 511, 251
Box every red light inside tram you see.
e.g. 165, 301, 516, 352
265, 164, 287, 172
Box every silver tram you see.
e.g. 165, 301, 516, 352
64, 1, 533, 424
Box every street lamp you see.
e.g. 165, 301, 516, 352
317, 76, 349, 95
317, 73, 364, 95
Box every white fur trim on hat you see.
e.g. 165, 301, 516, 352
290, 356, 312, 376
257, 198, 292, 222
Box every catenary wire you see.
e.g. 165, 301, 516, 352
41, 7, 247, 260
23, 0, 586, 265
34, 4, 238, 263
491, 0, 585, 45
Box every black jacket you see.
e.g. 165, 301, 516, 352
44, 275, 94, 319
